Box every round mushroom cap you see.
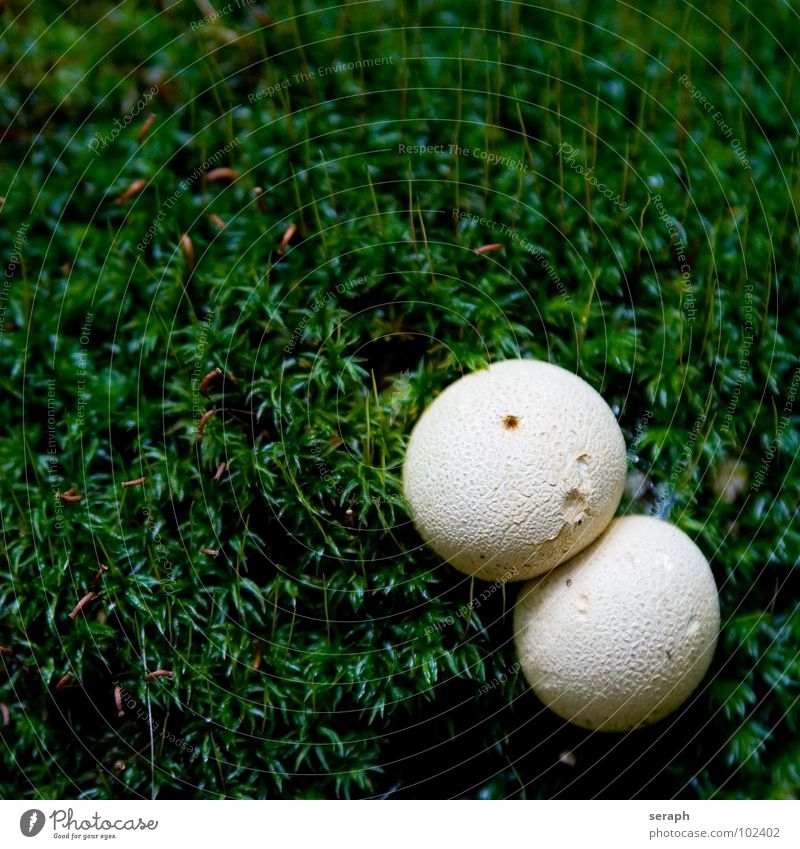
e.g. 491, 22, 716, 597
402, 358, 627, 581
513, 515, 720, 731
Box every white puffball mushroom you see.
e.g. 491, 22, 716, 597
513, 515, 720, 731
402, 358, 627, 582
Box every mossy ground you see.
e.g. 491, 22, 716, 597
0, 0, 798, 799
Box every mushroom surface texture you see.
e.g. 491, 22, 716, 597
402, 358, 627, 581
513, 515, 720, 731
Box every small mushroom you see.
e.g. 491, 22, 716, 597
513, 516, 720, 731
402, 359, 627, 581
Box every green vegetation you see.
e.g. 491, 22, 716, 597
0, 0, 798, 799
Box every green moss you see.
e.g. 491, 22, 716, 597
0, 0, 798, 799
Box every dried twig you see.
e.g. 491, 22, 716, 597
136, 113, 157, 143
122, 476, 146, 488
144, 669, 174, 682
253, 9, 274, 26
277, 223, 297, 256
180, 233, 195, 269
114, 179, 146, 204
69, 591, 96, 620
93, 564, 109, 587
114, 686, 125, 717
196, 408, 217, 439
205, 167, 238, 182
208, 213, 227, 231
200, 548, 219, 557
0, 703, 9, 726
474, 243, 503, 255
57, 489, 83, 502
214, 461, 227, 481
199, 367, 223, 395
253, 186, 267, 213
55, 671, 74, 691
344, 508, 355, 528
252, 640, 262, 670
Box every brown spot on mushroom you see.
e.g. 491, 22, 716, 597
502, 415, 520, 431
566, 578, 573, 587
